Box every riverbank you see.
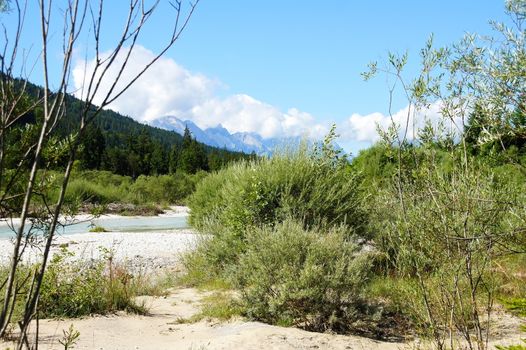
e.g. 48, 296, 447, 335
0, 229, 199, 270
0, 206, 198, 270
0, 205, 190, 228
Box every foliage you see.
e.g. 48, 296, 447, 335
55, 169, 205, 209
78, 124, 106, 170
58, 324, 80, 350
178, 127, 209, 174
186, 137, 367, 285
501, 298, 526, 317
0, 248, 154, 321
366, 277, 421, 330
496, 346, 526, 350
178, 237, 232, 290
182, 131, 375, 334
234, 219, 372, 333
185, 291, 243, 323
128, 172, 206, 205
38, 247, 149, 317
64, 178, 123, 205
189, 137, 366, 238
358, 2, 526, 348
89, 225, 107, 232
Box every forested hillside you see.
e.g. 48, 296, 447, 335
17, 80, 252, 178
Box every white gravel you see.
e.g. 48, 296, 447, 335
0, 229, 200, 272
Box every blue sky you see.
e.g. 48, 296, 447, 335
1, 1, 509, 154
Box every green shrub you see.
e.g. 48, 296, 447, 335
64, 178, 123, 204
89, 225, 108, 232
183, 134, 372, 333
128, 172, 206, 205
234, 219, 372, 332
189, 291, 243, 322
188, 150, 365, 233
501, 298, 526, 317
187, 166, 232, 230
73, 170, 133, 189
58, 170, 203, 209
496, 341, 526, 350
179, 233, 235, 289
368, 160, 523, 345
188, 144, 367, 244
38, 248, 154, 318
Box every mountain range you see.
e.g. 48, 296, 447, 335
149, 116, 304, 155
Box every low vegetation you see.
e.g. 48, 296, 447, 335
235, 219, 372, 332
23, 169, 207, 216
39, 247, 149, 317
0, 247, 171, 323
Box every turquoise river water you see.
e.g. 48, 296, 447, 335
0, 215, 189, 239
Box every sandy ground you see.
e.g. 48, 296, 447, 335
4, 288, 409, 350
0, 207, 524, 349
1, 288, 523, 350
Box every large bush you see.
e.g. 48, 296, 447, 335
235, 219, 372, 332
182, 136, 375, 333
188, 144, 367, 239
186, 140, 368, 280
369, 160, 523, 346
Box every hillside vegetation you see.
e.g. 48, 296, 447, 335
13, 80, 252, 178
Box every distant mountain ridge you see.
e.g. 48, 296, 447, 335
150, 116, 304, 155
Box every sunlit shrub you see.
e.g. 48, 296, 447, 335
188, 145, 367, 239
235, 219, 372, 332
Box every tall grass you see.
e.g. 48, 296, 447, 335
0, 247, 170, 320
55, 170, 204, 210
128, 172, 207, 205
64, 178, 124, 204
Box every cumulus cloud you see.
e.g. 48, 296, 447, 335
191, 95, 327, 139
341, 102, 464, 144
72, 45, 216, 122
72, 45, 327, 139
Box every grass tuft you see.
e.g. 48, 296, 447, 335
89, 225, 108, 232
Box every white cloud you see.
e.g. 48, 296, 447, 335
191, 95, 328, 139
72, 45, 327, 140
72, 46, 216, 123
341, 102, 463, 144
72, 45, 216, 122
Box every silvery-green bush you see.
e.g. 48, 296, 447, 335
235, 219, 372, 332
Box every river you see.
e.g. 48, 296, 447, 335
0, 214, 189, 239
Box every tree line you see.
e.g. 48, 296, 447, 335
6, 79, 253, 178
